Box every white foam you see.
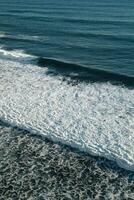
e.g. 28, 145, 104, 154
0, 33, 6, 38
0, 47, 36, 63
0, 32, 48, 43
0, 50, 134, 171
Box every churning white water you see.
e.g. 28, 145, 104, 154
0, 49, 134, 171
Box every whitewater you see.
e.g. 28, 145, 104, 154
0, 49, 134, 171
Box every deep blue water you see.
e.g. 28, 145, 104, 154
0, 0, 134, 78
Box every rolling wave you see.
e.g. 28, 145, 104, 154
0, 33, 47, 43
1, 26, 131, 47
0, 47, 133, 87
0, 49, 134, 171
0, 47, 36, 63
1, 11, 134, 28
38, 57, 134, 87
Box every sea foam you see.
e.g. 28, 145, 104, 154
0, 32, 47, 43
0, 49, 134, 171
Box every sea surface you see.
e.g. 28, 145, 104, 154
0, 0, 134, 199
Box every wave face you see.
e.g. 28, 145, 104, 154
38, 57, 134, 87
0, 49, 134, 171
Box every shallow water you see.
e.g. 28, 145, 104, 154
0, 121, 134, 200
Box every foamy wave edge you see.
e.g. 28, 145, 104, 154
0, 32, 47, 43
0, 49, 134, 171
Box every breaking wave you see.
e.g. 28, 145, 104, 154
0, 49, 134, 171
38, 57, 134, 87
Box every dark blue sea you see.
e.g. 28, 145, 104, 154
0, 0, 134, 77
0, 0, 134, 199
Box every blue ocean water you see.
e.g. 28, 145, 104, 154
0, 0, 134, 77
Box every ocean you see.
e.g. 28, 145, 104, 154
0, 0, 134, 199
